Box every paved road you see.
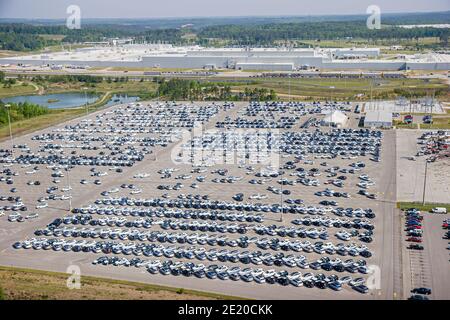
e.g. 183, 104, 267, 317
372, 130, 397, 300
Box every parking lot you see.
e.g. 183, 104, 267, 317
397, 130, 450, 203
0, 100, 403, 299
397, 129, 450, 300
401, 211, 450, 300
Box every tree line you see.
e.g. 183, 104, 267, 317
156, 78, 276, 101
198, 22, 449, 46
0, 101, 49, 127
1, 18, 448, 51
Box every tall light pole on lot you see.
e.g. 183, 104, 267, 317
288, 73, 291, 102
279, 163, 284, 223
422, 160, 428, 206
66, 165, 72, 212
4, 104, 14, 155
82, 87, 88, 116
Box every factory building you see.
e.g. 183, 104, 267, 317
364, 111, 393, 128
1, 44, 449, 71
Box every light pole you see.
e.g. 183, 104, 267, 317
422, 160, 428, 206
66, 166, 72, 212
4, 104, 14, 155
82, 88, 88, 116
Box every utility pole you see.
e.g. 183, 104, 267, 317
5, 104, 14, 156
422, 160, 428, 206
280, 171, 283, 223
83, 89, 88, 116
66, 166, 72, 212
288, 73, 291, 102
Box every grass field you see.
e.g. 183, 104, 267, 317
397, 202, 450, 212
0, 80, 158, 100
394, 116, 450, 129
0, 83, 38, 98
420, 117, 450, 129
230, 77, 448, 100
40, 80, 158, 96
0, 266, 244, 300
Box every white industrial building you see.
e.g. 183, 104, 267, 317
322, 110, 349, 127
364, 111, 393, 128
1, 44, 449, 71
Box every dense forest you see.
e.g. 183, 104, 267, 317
0, 11, 449, 51
198, 22, 449, 45
0, 23, 187, 49
0, 32, 59, 51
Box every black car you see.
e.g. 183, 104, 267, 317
408, 244, 424, 250
353, 285, 369, 294
315, 280, 327, 289
411, 288, 431, 295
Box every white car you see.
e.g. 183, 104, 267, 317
249, 194, 267, 200
431, 207, 447, 214
8, 214, 21, 222
350, 278, 366, 287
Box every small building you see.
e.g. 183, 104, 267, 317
364, 111, 393, 128
322, 110, 348, 127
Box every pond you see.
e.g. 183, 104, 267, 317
2, 93, 140, 109
103, 94, 140, 107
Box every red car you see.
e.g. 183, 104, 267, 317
407, 237, 422, 243
404, 115, 413, 124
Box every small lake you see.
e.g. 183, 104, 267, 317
2, 93, 140, 109
103, 94, 140, 107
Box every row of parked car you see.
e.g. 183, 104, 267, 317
68, 209, 266, 223
14, 235, 371, 276
33, 220, 374, 258
292, 216, 374, 230
92, 255, 369, 293
405, 209, 424, 249
403, 209, 433, 300
90, 196, 378, 219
